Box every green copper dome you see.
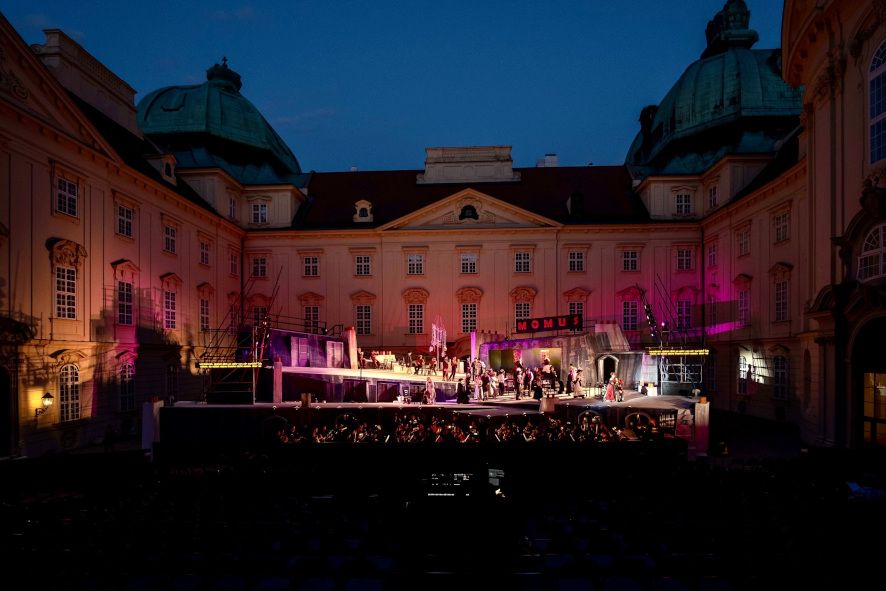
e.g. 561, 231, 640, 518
625, 0, 801, 176
137, 60, 305, 186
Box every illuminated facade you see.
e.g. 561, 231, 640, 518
0, 0, 884, 455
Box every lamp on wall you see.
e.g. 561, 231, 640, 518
35, 392, 54, 418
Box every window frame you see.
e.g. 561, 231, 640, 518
356, 304, 372, 336
408, 303, 424, 334
55, 174, 79, 218
460, 253, 478, 274
251, 202, 268, 225
407, 253, 424, 275
59, 363, 80, 422
303, 255, 319, 277
870, 41, 886, 164
461, 302, 477, 333
163, 289, 177, 330
117, 203, 134, 238
252, 256, 268, 278
117, 280, 133, 326
55, 265, 77, 319
622, 250, 639, 272
568, 250, 585, 273
622, 300, 639, 331
355, 255, 372, 276
119, 362, 135, 412
514, 251, 531, 273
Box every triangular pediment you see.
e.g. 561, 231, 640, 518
378, 188, 562, 231
0, 18, 118, 159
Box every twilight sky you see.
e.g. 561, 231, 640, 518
4, 0, 784, 172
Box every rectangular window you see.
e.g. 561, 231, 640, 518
355, 255, 371, 276
407, 253, 424, 275
707, 243, 718, 268
252, 306, 267, 326
675, 193, 692, 216
164, 225, 176, 254
252, 256, 267, 278
200, 298, 210, 331
622, 301, 638, 331
356, 304, 372, 335
117, 204, 133, 237
229, 197, 237, 220
199, 241, 210, 266
775, 280, 788, 322
738, 356, 748, 395
55, 266, 77, 319
230, 253, 239, 276
677, 300, 692, 330
514, 303, 531, 330
408, 303, 424, 334
59, 365, 80, 422
461, 303, 477, 333
677, 249, 692, 271
622, 250, 638, 271
56, 176, 78, 217
251, 202, 268, 224
708, 295, 717, 327
460, 253, 477, 274
872, 118, 886, 164
303, 256, 319, 277
120, 364, 134, 412
164, 290, 176, 329
514, 251, 531, 273
773, 356, 789, 400
569, 301, 584, 331
117, 281, 133, 325
568, 251, 584, 272
774, 211, 790, 242
738, 289, 750, 327
708, 185, 718, 209
304, 305, 319, 334
738, 229, 750, 256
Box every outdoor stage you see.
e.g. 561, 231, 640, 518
155, 364, 704, 459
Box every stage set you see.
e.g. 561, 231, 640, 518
156, 321, 711, 459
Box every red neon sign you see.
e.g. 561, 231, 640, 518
515, 314, 583, 333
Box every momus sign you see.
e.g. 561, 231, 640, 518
515, 314, 582, 333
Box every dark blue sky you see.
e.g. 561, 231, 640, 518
5, 1, 784, 172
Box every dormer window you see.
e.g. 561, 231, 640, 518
353, 200, 373, 223
459, 205, 479, 220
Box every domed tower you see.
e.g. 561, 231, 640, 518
137, 60, 307, 226
625, 0, 801, 186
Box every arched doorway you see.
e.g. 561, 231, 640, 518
0, 367, 11, 457
851, 317, 886, 447
598, 355, 618, 386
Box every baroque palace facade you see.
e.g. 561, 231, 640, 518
1, 0, 885, 455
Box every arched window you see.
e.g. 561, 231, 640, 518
870, 41, 886, 164
59, 364, 80, 422
858, 224, 886, 281
120, 363, 135, 411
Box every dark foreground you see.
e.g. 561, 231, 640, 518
1, 414, 884, 590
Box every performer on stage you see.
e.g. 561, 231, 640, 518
605, 371, 618, 402
422, 378, 437, 404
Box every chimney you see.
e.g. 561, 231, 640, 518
536, 153, 559, 167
